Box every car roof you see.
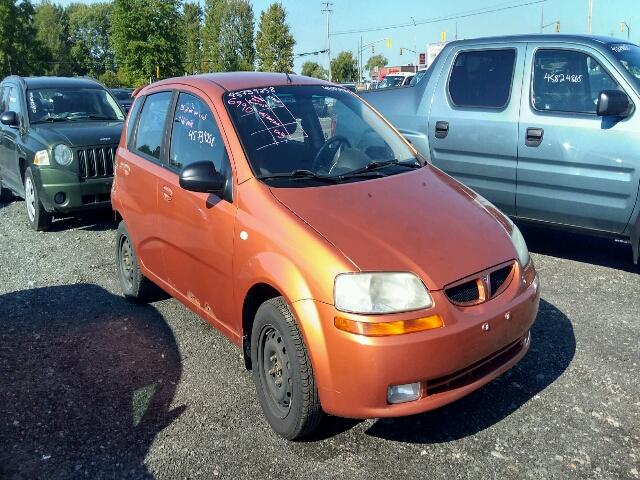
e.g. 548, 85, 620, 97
8, 76, 105, 90
144, 72, 331, 93
447, 33, 630, 48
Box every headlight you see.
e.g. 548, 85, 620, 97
510, 223, 530, 267
53, 144, 73, 166
334, 272, 433, 314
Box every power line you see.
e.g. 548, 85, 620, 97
331, 0, 547, 36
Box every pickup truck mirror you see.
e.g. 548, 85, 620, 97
179, 161, 226, 196
596, 90, 630, 117
0, 111, 19, 127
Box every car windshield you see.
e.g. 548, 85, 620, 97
410, 69, 429, 86
224, 85, 420, 186
111, 89, 133, 101
609, 43, 640, 88
27, 87, 125, 124
379, 76, 405, 88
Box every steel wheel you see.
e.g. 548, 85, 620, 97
24, 175, 36, 222
118, 234, 135, 291
258, 325, 292, 419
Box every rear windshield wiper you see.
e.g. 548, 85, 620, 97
257, 169, 340, 183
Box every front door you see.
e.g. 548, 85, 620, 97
428, 44, 526, 216
156, 89, 237, 337
517, 43, 640, 233
0, 86, 24, 191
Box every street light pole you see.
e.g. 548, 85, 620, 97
322, 2, 333, 81
588, 0, 593, 34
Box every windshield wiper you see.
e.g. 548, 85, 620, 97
257, 169, 340, 183
68, 114, 119, 120
338, 158, 422, 177
35, 115, 68, 123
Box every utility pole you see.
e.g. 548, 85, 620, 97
321, 2, 333, 81
588, 0, 593, 33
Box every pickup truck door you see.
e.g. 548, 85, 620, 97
428, 43, 526, 216
516, 42, 640, 234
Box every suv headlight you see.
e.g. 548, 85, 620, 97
53, 144, 73, 166
510, 223, 530, 267
334, 272, 433, 314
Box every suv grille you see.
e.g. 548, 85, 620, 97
77, 146, 116, 179
445, 262, 515, 306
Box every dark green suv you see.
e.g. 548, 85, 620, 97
0, 76, 125, 230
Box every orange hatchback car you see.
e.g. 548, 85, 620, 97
111, 73, 540, 439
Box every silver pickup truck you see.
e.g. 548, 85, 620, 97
361, 34, 640, 262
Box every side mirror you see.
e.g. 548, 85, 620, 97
179, 161, 226, 195
596, 90, 631, 117
0, 111, 19, 127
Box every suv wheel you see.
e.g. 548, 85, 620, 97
251, 297, 323, 440
115, 221, 162, 303
24, 167, 52, 231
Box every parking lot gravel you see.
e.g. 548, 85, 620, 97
1, 195, 638, 480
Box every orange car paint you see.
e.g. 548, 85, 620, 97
112, 73, 540, 418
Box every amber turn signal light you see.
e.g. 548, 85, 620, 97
334, 315, 444, 336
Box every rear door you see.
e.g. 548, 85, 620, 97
428, 44, 526, 216
116, 90, 173, 281
516, 43, 640, 233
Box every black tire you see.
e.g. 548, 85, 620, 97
24, 167, 52, 231
115, 220, 161, 304
251, 297, 323, 440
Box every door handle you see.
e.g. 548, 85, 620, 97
435, 121, 449, 139
162, 185, 173, 202
525, 127, 544, 147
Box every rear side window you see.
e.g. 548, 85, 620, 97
134, 91, 172, 160
448, 49, 516, 108
168, 92, 227, 172
532, 49, 621, 114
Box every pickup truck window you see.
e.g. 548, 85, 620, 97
448, 49, 516, 108
532, 49, 620, 114
609, 43, 640, 89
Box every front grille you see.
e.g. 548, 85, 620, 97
77, 146, 117, 179
425, 335, 526, 396
445, 262, 515, 306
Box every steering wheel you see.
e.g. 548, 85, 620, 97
312, 135, 351, 173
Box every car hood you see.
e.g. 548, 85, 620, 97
29, 121, 124, 147
269, 167, 516, 291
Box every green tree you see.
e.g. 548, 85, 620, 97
111, 0, 183, 87
67, 2, 114, 78
330, 51, 357, 82
365, 54, 387, 72
34, 0, 73, 75
218, 0, 254, 71
181, 2, 202, 75
201, 0, 224, 71
255, 2, 294, 73
300, 60, 327, 79
0, 0, 45, 77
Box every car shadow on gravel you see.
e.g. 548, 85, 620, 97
519, 224, 638, 273
48, 209, 117, 233
0, 284, 184, 480
363, 298, 575, 444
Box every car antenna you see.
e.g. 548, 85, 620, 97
285, 72, 293, 84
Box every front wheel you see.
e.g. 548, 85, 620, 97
24, 167, 52, 231
251, 297, 323, 440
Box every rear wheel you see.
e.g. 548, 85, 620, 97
251, 297, 323, 440
24, 167, 52, 231
115, 221, 161, 303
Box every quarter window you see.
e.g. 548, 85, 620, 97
126, 96, 144, 147
448, 49, 516, 108
134, 91, 172, 160
169, 93, 226, 172
532, 49, 621, 114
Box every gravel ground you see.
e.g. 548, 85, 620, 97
1, 196, 638, 480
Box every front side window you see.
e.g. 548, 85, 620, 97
532, 49, 620, 114
7, 87, 22, 115
448, 49, 516, 108
26, 87, 124, 124
224, 85, 420, 187
608, 43, 640, 89
134, 91, 172, 160
169, 93, 227, 172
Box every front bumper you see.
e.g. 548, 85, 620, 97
33, 167, 112, 214
291, 262, 540, 419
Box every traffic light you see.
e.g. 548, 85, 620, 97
400, 48, 403, 55
371, 46, 374, 54
555, 21, 560, 32
441, 31, 446, 42
386, 37, 391, 48
621, 22, 625, 32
